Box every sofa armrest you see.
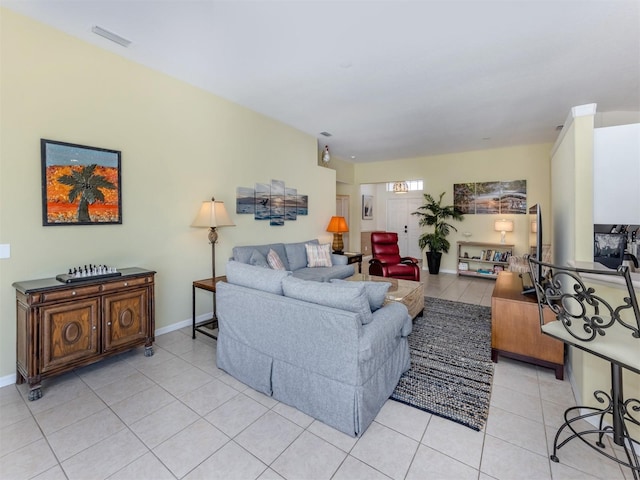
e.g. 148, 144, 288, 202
358, 302, 411, 362
331, 254, 348, 265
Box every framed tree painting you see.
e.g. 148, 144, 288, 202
41, 139, 122, 226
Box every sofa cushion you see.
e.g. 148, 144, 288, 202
282, 276, 373, 324
292, 264, 355, 282
226, 260, 291, 295
267, 249, 286, 270
305, 243, 333, 268
330, 279, 391, 311
285, 239, 319, 271
249, 249, 269, 268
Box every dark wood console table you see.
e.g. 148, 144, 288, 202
13, 268, 155, 400
491, 271, 565, 379
341, 252, 363, 273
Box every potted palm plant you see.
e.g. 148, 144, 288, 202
413, 192, 464, 274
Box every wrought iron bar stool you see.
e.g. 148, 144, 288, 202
528, 258, 639, 479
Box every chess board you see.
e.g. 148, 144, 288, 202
56, 265, 121, 284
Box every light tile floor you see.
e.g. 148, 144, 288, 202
0, 273, 634, 479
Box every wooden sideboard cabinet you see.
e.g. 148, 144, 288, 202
13, 268, 155, 400
491, 271, 564, 379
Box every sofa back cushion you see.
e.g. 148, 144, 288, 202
330, 279, 391, 311
226, 260, 292, 295
284, 239, 319, 271
232, 243, 290, 271
248, 249, 269, 268
282, 276, 373, 324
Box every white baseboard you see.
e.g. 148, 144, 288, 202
420, 267, 456, 274
0, 312, 214, 390
0, 373, 16, 388
155, 312, 212, 336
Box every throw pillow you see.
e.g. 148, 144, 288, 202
267, 248, 286, 270
330, 279, 391, 311
285, 240, 318, 271
249, 249, 269, 268
305, 243, 333, 268
225, 260, 291, 295
282, 276, 373, 324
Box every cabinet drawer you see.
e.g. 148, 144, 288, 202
100, 276, 152, 292
39, 285, 102, 304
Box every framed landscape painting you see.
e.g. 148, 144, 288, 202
41, 139, 122, 226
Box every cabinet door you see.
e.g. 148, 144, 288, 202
41, 298, 99, 373
103, 288, 149, 351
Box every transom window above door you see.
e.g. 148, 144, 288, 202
386, 180, 423, 192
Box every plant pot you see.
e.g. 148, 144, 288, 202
426, 251, 442, 274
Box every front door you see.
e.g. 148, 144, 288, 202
386, 197, 422, 259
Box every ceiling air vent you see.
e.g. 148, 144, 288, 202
320, 132, 332, 137
91, 26, 132, 47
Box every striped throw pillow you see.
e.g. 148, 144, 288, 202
305, 243, 333, 268
267, 248, 286, 270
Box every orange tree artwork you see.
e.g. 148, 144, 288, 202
41, 139, 121, 225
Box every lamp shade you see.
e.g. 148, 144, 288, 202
326, 216, 349, 233
494, 219, 514, 233
192, 199, 235, 228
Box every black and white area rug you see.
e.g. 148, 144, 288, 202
391, 297, 494, 431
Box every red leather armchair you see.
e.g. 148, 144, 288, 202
369, 232, 421, 281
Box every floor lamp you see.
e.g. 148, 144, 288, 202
192, 197, 235, 280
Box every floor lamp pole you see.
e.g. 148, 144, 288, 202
208, 227, 219, 322
208, 226, 219, 280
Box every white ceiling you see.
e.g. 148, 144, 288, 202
3, 1, 639, 163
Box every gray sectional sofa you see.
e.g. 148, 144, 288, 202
231, 239, 355, 281
216, 260, 412, 437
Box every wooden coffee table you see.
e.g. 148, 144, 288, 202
346, 273, 424, 319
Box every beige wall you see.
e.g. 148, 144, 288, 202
551, 105, 639, 439
351, 144, 554, 272
0, 9, 336, 381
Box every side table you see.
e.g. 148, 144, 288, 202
192, 276, 226, 340
341, 252, 364, 273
